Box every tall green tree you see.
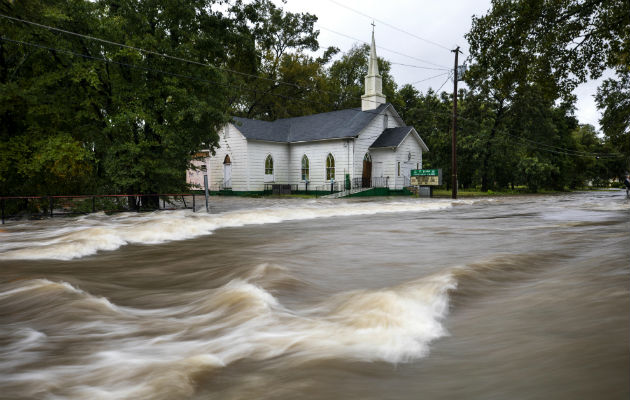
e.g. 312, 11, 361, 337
0, 0, 260, 197
228, 0, 332, 120
466, 0, 630, 189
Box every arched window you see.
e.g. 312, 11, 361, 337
265, 154, 274, 181
223, 154, 231, 164
326, 153, 335, 181
363, 153, 372, 162
301, 155, 309, 181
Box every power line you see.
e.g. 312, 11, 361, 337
0, 36, 354, 109
318, 25, 450, 69
0, 35, 394, 117
324, 0, 453, 52
452, 112, 624, 159
1, 35, 621, 160
389, 61, 450, 71
0, 13, 450, 105
0, 13, 340, 100
405, 72, 449, 86
435, 72, 452, 92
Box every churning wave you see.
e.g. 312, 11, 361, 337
0, 200, 456, 260
0, 264, 456, 399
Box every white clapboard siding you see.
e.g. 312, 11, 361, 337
207, 124, 249, 191
247, 141, 290, 191
392, 132, 424, 188
353, 109, 404, 187
288, 140, 350, 188
370, 148, 396, 186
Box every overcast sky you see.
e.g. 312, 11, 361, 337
272, 0, 603, 130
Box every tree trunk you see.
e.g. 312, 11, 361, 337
481, 101, 505, 192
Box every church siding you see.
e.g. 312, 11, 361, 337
247, 141, 290, 191
354, 110, 402, 187
392, 133, 424, 189
288, 140, 349, 189
207, 124, 249, 191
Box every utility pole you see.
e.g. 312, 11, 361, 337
451, 46, 461, 200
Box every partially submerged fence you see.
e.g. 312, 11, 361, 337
0, 194, 199, 224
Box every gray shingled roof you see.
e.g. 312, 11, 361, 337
232, 103, 389, 143
370, 126, 414, 148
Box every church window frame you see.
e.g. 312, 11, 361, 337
301, 155, 310, 181
264, 154, 274, 182
326, 153, 335, 181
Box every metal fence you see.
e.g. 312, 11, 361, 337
0, 194, 199, 224
351, 177, 389, 189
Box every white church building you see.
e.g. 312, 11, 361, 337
187, 32, 429, 193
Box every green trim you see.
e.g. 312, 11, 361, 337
345, 187, 413, 197
190, 187, 413, 198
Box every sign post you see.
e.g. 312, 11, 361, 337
203, 175, 209, 213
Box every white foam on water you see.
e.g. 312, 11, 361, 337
0, 200, 456, 260
0, 271, 456, 399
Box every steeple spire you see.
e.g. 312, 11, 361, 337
367, 22, 379, 77
362, 24, 386, 111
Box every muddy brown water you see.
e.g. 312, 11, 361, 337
0, 191, 628, 399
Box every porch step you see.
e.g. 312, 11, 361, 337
320, 187, 372, 198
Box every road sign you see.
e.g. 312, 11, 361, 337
411, 169, 439, 176
410, 169, 442, 186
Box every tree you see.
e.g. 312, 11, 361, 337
228, 0, 331, 120
466, 0, 630, 188
596, 74, 630, 158
0, 0, 101, 195
0, 0, 261, 198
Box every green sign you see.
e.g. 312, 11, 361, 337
410, 169, 442, 186
411, 169, 439, 176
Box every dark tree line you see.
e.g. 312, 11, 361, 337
0, 0, 627, 196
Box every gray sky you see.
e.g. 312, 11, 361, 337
273, 0, 603, 130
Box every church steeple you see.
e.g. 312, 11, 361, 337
362, 24, 386, 111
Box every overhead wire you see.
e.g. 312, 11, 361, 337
405, 72, 450, 86
0, 35, 400, 117
389, 61, 450, 71
0, 24, 621, 160
317, 26, 450, 69
0, 12, 450, 100
324, 0, 454, 52
435, 72, 452, 92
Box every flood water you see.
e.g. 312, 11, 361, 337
0, 191, 628, 399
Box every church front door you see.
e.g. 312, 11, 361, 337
362, 153, 372, 187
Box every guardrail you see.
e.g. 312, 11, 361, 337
0, 194, 198, 224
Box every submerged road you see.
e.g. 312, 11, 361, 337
0, 191, 628, 399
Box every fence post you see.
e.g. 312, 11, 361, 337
92, 196, 96, 213
49, 197, 53, 218
1, 198, 4, 224
192, 194, 196, 212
